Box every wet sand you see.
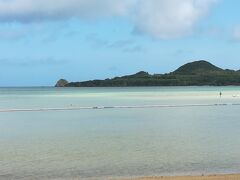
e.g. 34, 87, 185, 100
126, 174, 240, 180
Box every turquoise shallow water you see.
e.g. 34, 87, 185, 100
0, 87, 240, 179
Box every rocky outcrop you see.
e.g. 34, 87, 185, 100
55, 79, 69, 87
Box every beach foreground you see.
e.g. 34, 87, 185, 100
127, 174, 240, 180
1, 87, 240, 179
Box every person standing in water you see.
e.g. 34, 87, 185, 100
220, 92, 222, 98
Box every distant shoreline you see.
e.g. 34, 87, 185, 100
55, 60, 240, 87
1, 85, 240, 88
125, 174, 240, 180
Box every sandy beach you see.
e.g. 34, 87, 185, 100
127, 174, 240, 180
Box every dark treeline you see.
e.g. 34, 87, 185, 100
56, 60, 240, 87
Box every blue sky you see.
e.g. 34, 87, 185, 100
0, 0, 240, 86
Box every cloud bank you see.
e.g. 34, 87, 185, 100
132, 0, 217, 39
0, 0, 217, 39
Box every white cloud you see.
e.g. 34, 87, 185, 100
0, 0, 134, 21
133, 0, 217, 39
0, 0, 217, 39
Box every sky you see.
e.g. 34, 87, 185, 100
0, 0, 240, 86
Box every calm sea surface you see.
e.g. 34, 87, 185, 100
0, 87, 240, 179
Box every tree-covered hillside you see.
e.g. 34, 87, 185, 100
56, 60, 240, 87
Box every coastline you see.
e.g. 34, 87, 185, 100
125, 174, 240, 180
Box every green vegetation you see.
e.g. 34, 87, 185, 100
56, 60, 240, 87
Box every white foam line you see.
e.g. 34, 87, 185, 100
0, 103, 238, 113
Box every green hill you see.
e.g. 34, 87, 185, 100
56, 60, 240, 87
173, 60, 223, 74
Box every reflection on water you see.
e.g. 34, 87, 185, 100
0, 87, 240, 179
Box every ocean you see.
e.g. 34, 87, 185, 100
0, 87, 240, 179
